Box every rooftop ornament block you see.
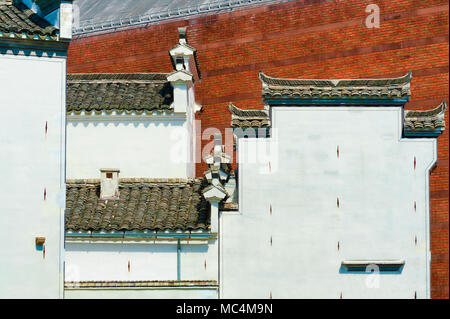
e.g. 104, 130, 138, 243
169, 27, 201, 79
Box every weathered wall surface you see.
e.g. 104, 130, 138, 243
221, 107, 435, 298
67, 0, 449, 298
0, 53, 66, 298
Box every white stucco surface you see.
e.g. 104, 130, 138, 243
66, 118, 192, 179
65, 240, 218, 282
220, 107, 436, 299
64, 287, 218, 299
0, 53, 66, 298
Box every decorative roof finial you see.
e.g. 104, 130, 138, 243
178, 27, 187, 44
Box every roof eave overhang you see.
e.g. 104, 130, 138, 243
403, 128, 445, 138
65, 230, 216, 241
0, 35, 69, 53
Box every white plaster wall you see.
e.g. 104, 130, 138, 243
180, 240, 218, 281
64, 287, 218, 299
65, 241, 218, 282
66, 118, 191, 179
221, 107, 436, 299
65, 242, 178, 281
0, 53, 66, 298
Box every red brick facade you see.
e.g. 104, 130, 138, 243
67, 0, 449, 298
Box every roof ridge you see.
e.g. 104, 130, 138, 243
259, 71, 412, 87
73, 0, 281, 36
229, 102, 268, 117
66, 177, 204, 184
67, 73, 169, 82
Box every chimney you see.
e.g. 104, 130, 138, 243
59, 0, 73, 39
178, 27, 187, 44
100, 169, 120, 200
169, 27, 195, 73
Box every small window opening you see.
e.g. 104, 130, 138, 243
176, 57, 185, 69
106, 172, 113, 179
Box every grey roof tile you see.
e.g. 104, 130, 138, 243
259, 71, 412, 102
404, 101, 446, 136
0, 2, 58, 40
65, 178, 210, 232
229, 102, 270, 129
66, 73, 174, 114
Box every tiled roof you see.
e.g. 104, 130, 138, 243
229, 103, 270, 129
404, 101, 446, 137
0, 2, 58, 41
65, 280, 218, 289
66, 73, 174, 114
259, 71, 411, 104
65, 178, 210, 232
73, 0, 279, 35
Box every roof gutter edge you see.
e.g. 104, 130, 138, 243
65, 231, 216, 240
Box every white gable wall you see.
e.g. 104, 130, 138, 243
220, 107, 435, 298
0, 53, 66, 298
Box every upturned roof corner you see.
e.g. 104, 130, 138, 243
229, 102, 270, 129
404, 101, 447, 137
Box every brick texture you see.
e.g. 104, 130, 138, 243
67, 0, 449, 298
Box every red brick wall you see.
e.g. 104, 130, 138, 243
67, 0, 449, 298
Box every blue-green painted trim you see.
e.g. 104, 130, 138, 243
177, 240, 181, 280
65, 231, 215, 239
263, 97, 409, 106
339, 264, 404, 274
404, 129, 444, 138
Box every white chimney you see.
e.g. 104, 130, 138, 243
169, 27, 195, 72
100, 169, 120, 200
59, 0, 73, 39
